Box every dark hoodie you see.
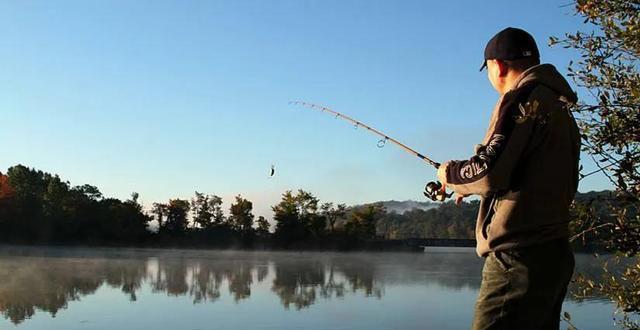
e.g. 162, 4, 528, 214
445, 64, 581, 257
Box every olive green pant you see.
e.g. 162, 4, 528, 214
472, 240, 575, 330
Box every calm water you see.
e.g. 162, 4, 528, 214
0, 246, 622, 330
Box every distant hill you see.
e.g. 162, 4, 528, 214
366, 190, 614, 215
361, 200, 439, 214
357, 190, 619, 240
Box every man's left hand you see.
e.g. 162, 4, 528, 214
437, 161, 450, 185
437, 162, 470, 205
455, 194, 468, 206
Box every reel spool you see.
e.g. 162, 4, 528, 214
423, 181, 453, 202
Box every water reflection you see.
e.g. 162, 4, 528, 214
270, 259, 383, 310
0, 247, 610, 325
0, 256, 145, 324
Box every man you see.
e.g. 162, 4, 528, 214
436, 27, 581, 329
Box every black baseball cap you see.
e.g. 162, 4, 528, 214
480, 27, 539, 71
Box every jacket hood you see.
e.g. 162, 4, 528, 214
513, 64, 578, 103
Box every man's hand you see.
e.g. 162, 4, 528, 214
455, 193, 469, 206
437, 161, 450, 185
437, 162, 469, 205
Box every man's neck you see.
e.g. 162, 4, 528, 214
500, 70, 526, 95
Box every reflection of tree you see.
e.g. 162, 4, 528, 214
228, 264, 253, 302
103, 259, 147, 301
150, 258, 259, 304
338, 263, 383, 298
150, 259, 188, 296
319, 266, 345, 299
188, 263, 223, 304
0, 256, 146, 324
272, 261, 325, 309
257, 265, 268, 282
0, 262, 100, 324
270, 256, 385, 309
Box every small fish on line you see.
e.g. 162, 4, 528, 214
270, 165, 275, 177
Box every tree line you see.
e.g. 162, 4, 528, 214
0, 164, 622, 251
0, 164, 483, 249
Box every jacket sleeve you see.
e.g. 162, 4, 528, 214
446, 84, 538, 197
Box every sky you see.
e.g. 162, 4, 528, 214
0, 0, 611, 218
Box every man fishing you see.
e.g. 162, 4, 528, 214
436, 27, 581, 329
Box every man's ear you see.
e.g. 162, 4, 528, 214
495, 60, 509, 77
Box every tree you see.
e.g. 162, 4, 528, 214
272, 189, 327, 245
42, 175, 69, 219
321, 202, 347, 233
4, 165, 51, 241
72, 184, 103, 201
291, 190, 324, 237
189, 192, 227, 229
0, 173, 16, 238
191, 192, 214, 229
345, 203, 385, 239
0, 165, 153, 244
306, 213, 327, 238
210, 195, 225, 226
163, 199, 190, 235
446, 223, 459, 238
151, 202, 169, 230
272, 191, 307, 245
550, 1, 640, 328
6, 165, 45, 224
229, 195, 254, 234
0, 173, 14, 200
118, 192, 152, 241
256, 216, 270, 236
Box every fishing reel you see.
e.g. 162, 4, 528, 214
423, 181, 453, 202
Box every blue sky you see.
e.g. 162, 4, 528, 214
0, 1, 609, 218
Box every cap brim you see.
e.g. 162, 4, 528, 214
479, 61, 487, 71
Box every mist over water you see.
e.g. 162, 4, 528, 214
0, 247, 622, 330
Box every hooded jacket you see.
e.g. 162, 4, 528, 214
445, 64, 581, 257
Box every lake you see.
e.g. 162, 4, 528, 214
0, 246, 623, 330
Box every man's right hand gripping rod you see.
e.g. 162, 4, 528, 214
423, 163, 454, 202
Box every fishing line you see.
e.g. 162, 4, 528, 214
290, 101, 441, 169
291, 101, 449, 201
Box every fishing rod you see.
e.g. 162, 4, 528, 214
290, 101, 452, 201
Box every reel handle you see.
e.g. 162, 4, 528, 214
423, 181, 453, 202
